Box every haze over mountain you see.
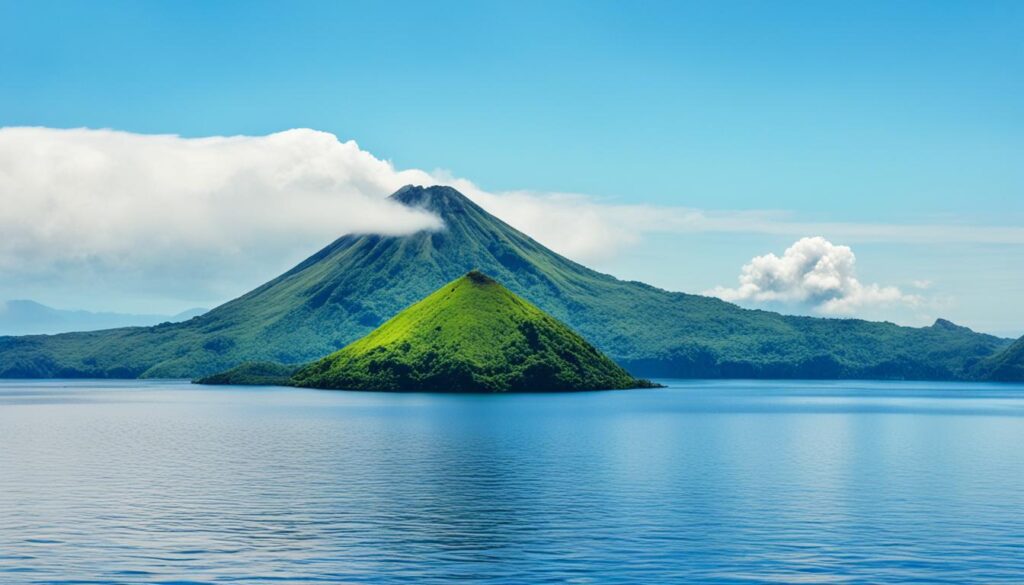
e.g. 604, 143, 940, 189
0, 300, 206, 336
0, 186, 1017, 381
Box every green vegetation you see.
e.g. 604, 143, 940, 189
972, 335, 1024, 382
193, 361, 298, 386
0, 185, 1017, 381
292, 271, 652, 392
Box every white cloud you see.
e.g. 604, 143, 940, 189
0, 127, 444, 302
0, 126, 768, 302
1, 126, 1021, 311
450, 188, 1024, 263
454, 188, 683, 261
707, 236, 921, 315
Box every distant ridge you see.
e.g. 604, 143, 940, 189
0, 300, 206, 336
0, 185, 1016, 381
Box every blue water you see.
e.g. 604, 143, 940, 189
2, 380, 1023, 584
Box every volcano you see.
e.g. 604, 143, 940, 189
0, 185, 1014, 381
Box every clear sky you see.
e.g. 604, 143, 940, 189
1, 1, 1022, 336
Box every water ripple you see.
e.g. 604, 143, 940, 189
1, 379, 1023, 583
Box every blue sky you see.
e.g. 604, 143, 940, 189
1, 1, 1022, 335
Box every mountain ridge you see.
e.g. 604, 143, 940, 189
0, 185, 1016, 381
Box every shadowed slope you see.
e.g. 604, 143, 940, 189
973, 335, 1024, 381
193, 361, 298, 386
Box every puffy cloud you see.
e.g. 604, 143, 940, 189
707, 237, 921, 315
0, 127, 444, 302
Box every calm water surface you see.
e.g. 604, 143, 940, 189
2, 379, 1023, 584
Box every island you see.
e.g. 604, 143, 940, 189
198, 271, 658, 392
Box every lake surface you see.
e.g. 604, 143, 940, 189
2, 380, 1023, 584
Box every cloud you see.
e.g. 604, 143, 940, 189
452, 188, 685, 261
707, 236, 921, 315
1, 126, 1021, 310
0, 126, 773, 301
0, 127, 445, 302
449, 188, 1024, 263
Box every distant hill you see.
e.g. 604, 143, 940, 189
972, 336, 1024, 382
194, 361, 298, 386
0, 185, 1016, 381
0, 300, 206, 336
291, 271, 650, 392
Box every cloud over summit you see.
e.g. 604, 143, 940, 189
0, 127, 447, 300
0, 126, 705, 304
2, 127, 680, 308
1, 126, 1018, 318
